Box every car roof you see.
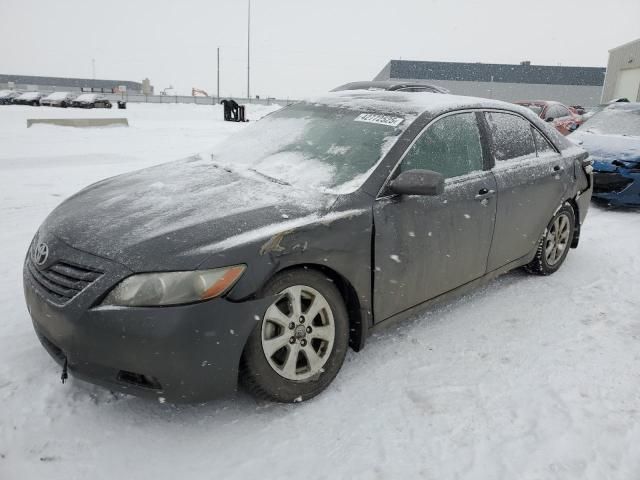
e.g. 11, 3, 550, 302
605, 102, 640, 112
332, 81, 449, 94
305, 90, 526, 117
516, 100, 567, 107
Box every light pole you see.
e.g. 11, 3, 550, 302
247, 0, 251, 99
92, 58, 96, 80
217, 47, 220, 101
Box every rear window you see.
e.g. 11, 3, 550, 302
521, 104, 543, 116
485, 112, 536, 161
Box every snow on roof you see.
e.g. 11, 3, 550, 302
43, 92, 71, 100
75, 93, 98, 101
17, 92, 41, 100
305, 90, 515, 116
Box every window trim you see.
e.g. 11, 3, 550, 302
376, 109, 490, 199
481, 109, 560, 166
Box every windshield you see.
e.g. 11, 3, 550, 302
45, 92, 70, 100
210, 102, 412, 193
583, 105, 640, 137
76, 94, 97, 101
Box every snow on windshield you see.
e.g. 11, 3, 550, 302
209, 102, 412, 194
44, 92, 71, 100
582, 105, 640, 137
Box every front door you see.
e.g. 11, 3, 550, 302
373, 111, 497, 322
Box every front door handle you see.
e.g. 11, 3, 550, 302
553, 165, 563, 172
475, 188, 496, 200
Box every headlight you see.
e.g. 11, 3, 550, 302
101, 265, 246, 307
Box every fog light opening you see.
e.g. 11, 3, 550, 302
117, 370, 162, 390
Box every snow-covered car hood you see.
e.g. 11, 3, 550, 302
40, 155, 335, 271
571, 131, 640, 171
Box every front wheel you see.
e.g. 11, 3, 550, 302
241, 269, 349, 402
525, 204, 575, 275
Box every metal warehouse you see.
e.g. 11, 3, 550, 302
374, 60, 606, 106
0, 74, 153, 95
601, 38, 640, 103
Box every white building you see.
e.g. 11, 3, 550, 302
602, 38, 640, 103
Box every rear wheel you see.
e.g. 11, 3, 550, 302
525, 204, 575, 275
241, 269, 349, 402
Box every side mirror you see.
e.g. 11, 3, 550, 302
388, 169, 445, 196
546, 117, 554, 122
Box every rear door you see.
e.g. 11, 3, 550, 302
483, 111, 571, 271
373, 111, 497, 321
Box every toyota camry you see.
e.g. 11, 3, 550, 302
24, 91, 593, 403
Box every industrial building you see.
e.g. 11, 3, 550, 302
601, 38, 640, 103
374, 60, 606, 106
0, 74, 153, 95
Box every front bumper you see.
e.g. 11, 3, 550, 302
23, 235, 271, 403
592, 170, 640, 206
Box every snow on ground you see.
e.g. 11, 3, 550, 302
1, 103, 640, 480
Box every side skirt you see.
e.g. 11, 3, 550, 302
369, 252, 534, 336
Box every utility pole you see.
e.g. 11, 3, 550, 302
247, 0, 251, 99
217, 47, 220, 101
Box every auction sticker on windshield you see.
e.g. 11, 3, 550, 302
355, 113, 404, 127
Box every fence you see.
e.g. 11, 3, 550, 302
0, 83, 297, 107
104, 93, 297, 106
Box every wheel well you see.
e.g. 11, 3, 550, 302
566, 198, 581, 248
273, 264, 365, 352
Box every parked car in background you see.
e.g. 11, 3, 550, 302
13, 91, 44, 106
332, 80, 450, 94
516, 100, 584, 135
24, 91, 592, 404
571, 103, 640, 207
40, 92, 76, 108
71, 93, 112, 108
0, 89, 22, 105
570, 105, 586, 115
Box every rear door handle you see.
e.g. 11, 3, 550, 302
475, 188, 496, 200
553, 165, 563, 172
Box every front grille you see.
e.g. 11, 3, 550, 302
593, 172, 633, 194
27, 257, 102, 304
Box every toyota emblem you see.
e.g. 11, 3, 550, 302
33, 242, 49, 266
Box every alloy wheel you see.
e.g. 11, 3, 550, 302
261, 285, 335, 381
544, 213, 571, 266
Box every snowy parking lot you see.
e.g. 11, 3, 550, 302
1, 103, 639, 480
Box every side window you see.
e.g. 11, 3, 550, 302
532, 128, 556, 156
485, 112, 536, 162
400, 113, 484, 179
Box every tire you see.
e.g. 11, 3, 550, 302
241, 269, 349, 403
525, 203, 575, 276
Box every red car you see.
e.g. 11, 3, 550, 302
516, 101, 583, 135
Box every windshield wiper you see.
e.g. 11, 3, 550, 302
249, 168, 291, 186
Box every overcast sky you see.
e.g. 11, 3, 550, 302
2, 0, 639, 99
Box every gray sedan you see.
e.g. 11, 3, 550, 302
24, 91, 593, 403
